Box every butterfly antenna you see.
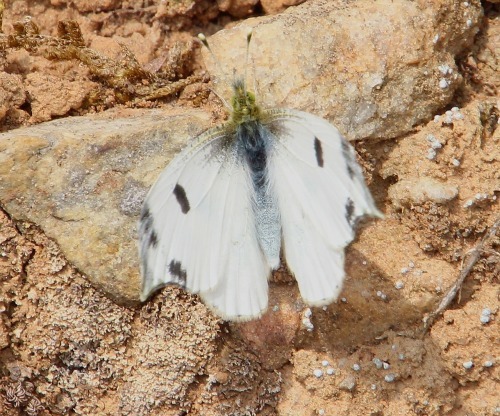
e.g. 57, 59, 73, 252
244, 30, 253, 102
198, 33, 231, 110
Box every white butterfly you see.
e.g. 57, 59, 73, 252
138, 33, 382, 321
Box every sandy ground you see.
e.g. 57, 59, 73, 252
0, 1, 498, 415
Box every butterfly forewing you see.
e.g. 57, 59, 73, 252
139, 127, 270, 319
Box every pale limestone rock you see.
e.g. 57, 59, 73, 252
203, 0, 481, 140
0, 108, 212, 303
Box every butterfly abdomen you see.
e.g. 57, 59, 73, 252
237, 120, 281, 269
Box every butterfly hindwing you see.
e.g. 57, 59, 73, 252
267, 109, 382, 306
139, 128, 270, 319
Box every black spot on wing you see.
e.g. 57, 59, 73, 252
340, 139, 356, 179
345, 198, 355, 226
173, 183, 190, 214
314, 137, 324, 167
169, 259, 187, 287
148, 230, 158, 248
140, 205, 153, 233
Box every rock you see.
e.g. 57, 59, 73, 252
338, 375, 357, 392
388, 177, 459, 207
203, 0, 481, 140
25, 73, 97, 123
0, 108, 212, 303
0, 72, 26, 123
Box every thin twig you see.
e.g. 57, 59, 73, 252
423, 217, 499, 332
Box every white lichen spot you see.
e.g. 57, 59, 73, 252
272, 304, 279, 312
384, 374, 396, 382
438, 64, 453, 75
313, 369, 324, 378
398, 353, 405, 361
451, 107, 464, 120
439, 78, 450, 89
302, 308, 314, 331
426, 134, 443, 149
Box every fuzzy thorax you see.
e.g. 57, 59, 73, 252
230, 79, 261, 126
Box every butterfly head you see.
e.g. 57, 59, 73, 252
230, 78, 261, 126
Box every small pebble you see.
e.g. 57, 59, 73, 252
318, 410, 325, 416
433, 115, 441, 123
313, 369, 324, 378
322, 360, 329, 367
302, 317, 314, 331
352, 363, 361, 371
480, 315, 490, 324
395, 281, 405, 290
326, 368, 335, 375
451, 158, 461, 167
272, 305, 279, 312
432, 34, 439, 44
371, 384, 377, 390
384, 374, 396, 383
466, 19, 472, 28
398, 354, 405, 361
383, 362, 391, 370
339, 375, 357, 391
400, 267, 410, 275
341, 297, 347, 303
483, 361, 494, 368
481, 308, 491, 317
463, 361, 474, 369
304, 308, 312, 318
373, 358, 383, 369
